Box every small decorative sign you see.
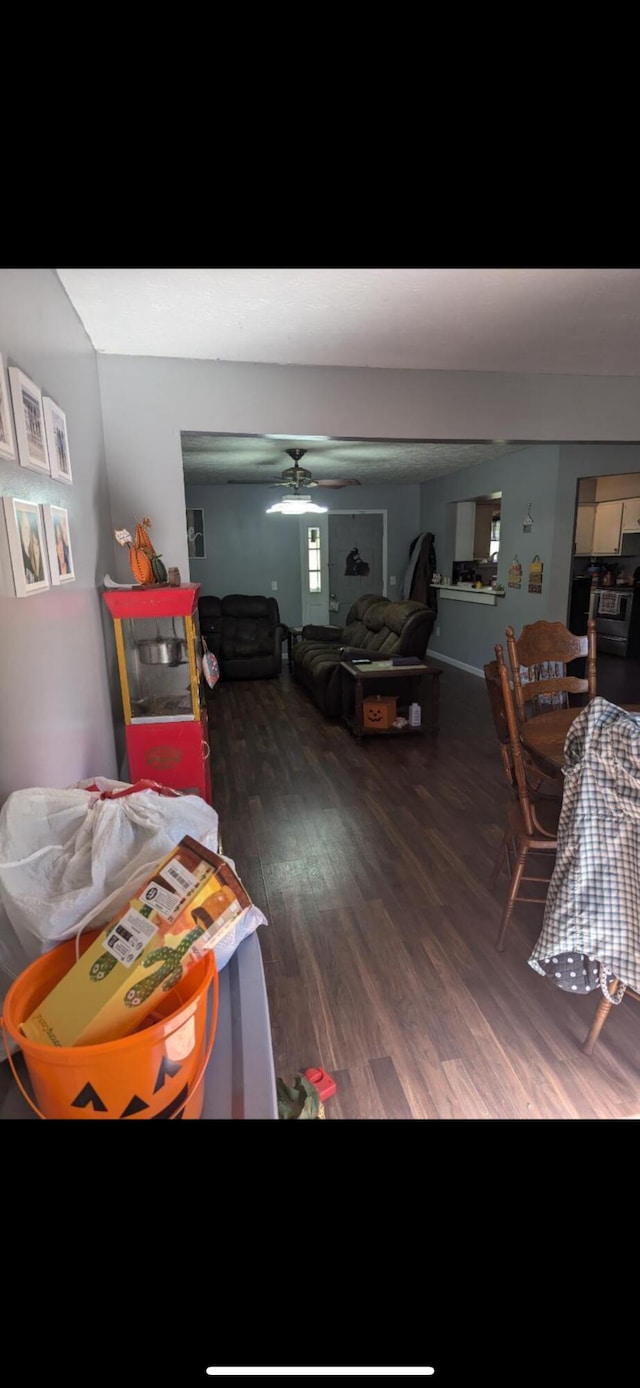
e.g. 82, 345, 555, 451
528, 555, 543, 594
508, 556, 522, 589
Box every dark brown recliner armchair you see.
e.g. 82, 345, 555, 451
198, 594, 285, 680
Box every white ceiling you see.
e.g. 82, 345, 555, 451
56, 268, 640, 376
56, 267, 638, 485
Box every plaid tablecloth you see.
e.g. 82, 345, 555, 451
529, 697, 640, 997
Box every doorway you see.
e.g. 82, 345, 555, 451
299, 510, 387, 627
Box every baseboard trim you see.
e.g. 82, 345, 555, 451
428, 651, 484, 679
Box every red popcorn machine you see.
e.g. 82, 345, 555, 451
103, 582, 212, 804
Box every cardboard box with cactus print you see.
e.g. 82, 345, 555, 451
21, 836, 250, 1047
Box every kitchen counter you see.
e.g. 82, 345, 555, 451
431, 583, 505, 606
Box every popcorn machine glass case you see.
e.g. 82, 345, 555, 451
103, 583, 212, 804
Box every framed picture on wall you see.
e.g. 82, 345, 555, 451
8, 367, 50, 474
3, 496, 50, 596
0, 354, 16, 461
42, 397, 73, 484
186, 507, 205, 558
42, 503, 75, 584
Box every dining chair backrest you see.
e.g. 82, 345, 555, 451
494, 643, 537, 836
505, 618, 597, 726
483, 659, 516, 791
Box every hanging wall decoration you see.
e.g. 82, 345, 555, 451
344, 546, 370, 576
186, 508, 205, 558
508, 556, 522, 589
528, 555, 543, 594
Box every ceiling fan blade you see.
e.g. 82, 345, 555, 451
315, 478, 362, 488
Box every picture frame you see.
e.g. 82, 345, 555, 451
0, 353, 16, 461
42, 396, 73, 484
42, 503, 75, 585
8, 367, 50, 475
186, 507, 205, 558
3, 497, 50, 597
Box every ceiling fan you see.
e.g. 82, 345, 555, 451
227, 448, 362, 494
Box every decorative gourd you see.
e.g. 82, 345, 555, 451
129, 547, 154, 585
151, 554, 168, 583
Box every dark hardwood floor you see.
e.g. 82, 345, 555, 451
209, 660, 640, 1120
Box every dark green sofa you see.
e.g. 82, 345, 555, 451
292, 593, 435, 717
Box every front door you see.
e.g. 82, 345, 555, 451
327, 512, 385, 626
299, 514, 329, 626
298, 511, 386, 627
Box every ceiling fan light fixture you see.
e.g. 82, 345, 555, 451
266, 495, 328, 515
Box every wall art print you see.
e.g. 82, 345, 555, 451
186, 508, 205, 558
3, 496, 50, 597
42, 396, 72, 484
42, 503, 75, 584
0, 353, 16, 461
8, 367, 50, 475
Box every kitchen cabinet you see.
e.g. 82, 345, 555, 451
575, 504, 596, 555
454, 501, 476, 560
621, 497, 640, 533
591, 500, 623, 555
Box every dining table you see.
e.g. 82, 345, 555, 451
520, 702, 640, 776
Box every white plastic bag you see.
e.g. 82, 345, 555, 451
0, 779, 226, 1057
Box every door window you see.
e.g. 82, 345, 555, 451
308, 526, 322, 593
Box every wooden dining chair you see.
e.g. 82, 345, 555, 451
488, 645, 561, 952
583, 977, 640, 1054
505, 619, 597, 727
483, 658, 516, 792
483, 659, 563, 802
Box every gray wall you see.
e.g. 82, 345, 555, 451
184, 482, 421, 625
96, 355, 640, 595
421, 442, 640, 672
0, 270, 117, 798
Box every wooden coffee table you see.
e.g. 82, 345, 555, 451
340, 659, 442, 743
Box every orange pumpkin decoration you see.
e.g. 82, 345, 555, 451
130, 547, 154, 585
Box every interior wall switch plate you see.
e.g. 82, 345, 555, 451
271, 581, 278, 590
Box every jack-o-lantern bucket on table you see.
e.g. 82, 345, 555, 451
1, 930, 218, 1120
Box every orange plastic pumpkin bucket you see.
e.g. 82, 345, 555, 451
1, 930, 218, 1119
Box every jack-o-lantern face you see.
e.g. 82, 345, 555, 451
367, 708, 383, 722
70, 1054, 188, 1118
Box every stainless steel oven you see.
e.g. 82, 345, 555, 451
593, 587, 636, 656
